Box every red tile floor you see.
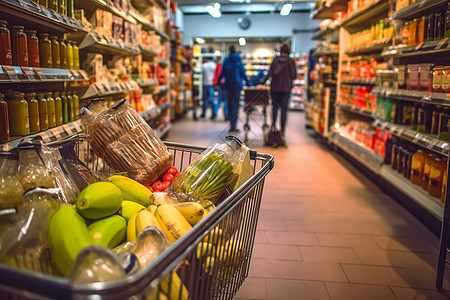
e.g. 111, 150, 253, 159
166, 106, 450, 300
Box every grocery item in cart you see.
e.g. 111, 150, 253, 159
80, 100, 173, 186
17, 142, 54, 191
0, 150, 24, 209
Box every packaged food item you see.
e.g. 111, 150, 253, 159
67, 0, 74, 17
391, 138, 399, 170
25, 92, 40, 133
403, 149, 412, 179
432, 66, 444, 93
401, 102, 414, 125
50, 36, 60, 69
429, 157, 446, 198
72, 91, 79, 119
426, 14, 436, 42
411, 102, 420, 130
442, 66, 450, 93
36, 93, 49, 130
59, 39, 67, 69
417, 103, 432, 133
39, 33, 52, 68
0, 20, 12, 65
47, 0, 57, 11
384, 137, 393, 165
72, 41, 79, 70
419, 63, 433, 91
417, 16, 425, 44
25, 30, 39, 67
411, 150, 426, 185
59, 0, 66, 15
0, 93, 9, 143
438, 107, 450, 140
397, 145, 405, 173
10, 26, 28, 67
435, 12, 445, 41
17, 142, 55, 191
422, 153, 435, 191
67, 92, 74, 121
46, 92, 56, 128
39, 0, 47, 7
446, 4, 450, 38
397, 65, 406, 89
0, 150, 24, 209
6, 92, 29, 136
407, 64, 419, 90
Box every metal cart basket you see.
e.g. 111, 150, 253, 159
243, 88, 270, 143
0, 134, 274, 300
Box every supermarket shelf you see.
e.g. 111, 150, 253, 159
315, 49, 339, 56
157, 29, 170, 41
379, 165, 444, 220
389, 0, 448, 21
140, 102, 170, 122
340, 0, 389, 34
140, 45, 158, 61
341, 78, 376, 85
157, 123, 171, 138
312, 25, 338, 41
310, 0, 348, 20
371, 87, 450, 106
0, 120, 83, 150
374, 119, 449, 157
329, 130, 384, 174
81, 81, 139, 99
0, 66, 89, 83
345, 37, 392, 56
381, 39, 450, 59
128, 9, 157, 32
78, 32, 140, 56
0, 0, 87, 33
337, 103, 375, 118
75, 0, 136, 24
137, 78, 158, 88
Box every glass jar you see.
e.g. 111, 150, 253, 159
422, 153, 435, 191
50, 36, 60, 68
59, 0, 66, 15
410, 150, 426, 185
39, 33, 52, 68
428, 157, 446, 198
39, 0, 48, 7
59, 39, 67, 69
0, 20, 12, 65
6, 92, 29, 136
25, 30, 40, 68
36, 92, 49, 130
0, 93, 9, 143
25, 92, 40, 133
47, 0, 57, 11
46, 92, 56, 128
426, 14, 436, 42
0, 150, 24, 209
435, 12, 445, 41
432, 66, 444, 93
17, 143, 54, 191
67, 0, 73, 17
72, 41, 79, 70
10, 26, 29, 67
67, 92, 74, 121
54, 92, 62, 126
60, 91, 68, 123
66, 40, 73, 69
72, 91, 79, 119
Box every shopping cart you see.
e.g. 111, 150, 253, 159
243, 88, 270, 143
0, 134, 274, 300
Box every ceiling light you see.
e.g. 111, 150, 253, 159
239, 38, 246, 46
229, 0, 244, 2
280, 3, 292, 16
205, 3, 221, 18
195, 37, 206, 44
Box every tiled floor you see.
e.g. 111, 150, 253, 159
166, 107, 450, 300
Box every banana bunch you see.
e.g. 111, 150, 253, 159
127, 209, 162, 242
154, 204, 192, 243
107, 175, 153, 207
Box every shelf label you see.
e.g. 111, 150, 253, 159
435, 38, 448, 50
62, 124, 72, 135
79, 70, 89, 81
95, 82, 106, 94
34, 68, 45, 80
72, 121, 82, 133
21, 67, 37, 81
3, 66, 19, 82
38, 132, 51, 143
415, 43, 424, 51
50, 128, 61, 139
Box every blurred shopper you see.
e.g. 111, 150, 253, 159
217, 46, 249, 133
200, 57, 217, 119
259, 43, 296, 146
213, 57, 228, 121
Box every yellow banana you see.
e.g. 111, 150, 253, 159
203, 227, 223, 245
136, 209, 162, 233
160, 271, 190, 300
198, 200, 215, 214
127, 212, 138, 242
148, 205, 158, 215
196, 242, 214, 260
173, 202, 205, 226
146, 288, 169, 300
119, 201, 146, 222
107, 175, 153, 207
88, 215, 126, 249
154, 204, 192, 243
203, 256, 215, 276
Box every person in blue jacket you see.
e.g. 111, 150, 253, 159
217, 45, 250, 133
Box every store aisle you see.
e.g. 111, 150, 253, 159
166, 110, 450, 300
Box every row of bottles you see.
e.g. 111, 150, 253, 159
35, 0, 74, 18
0, 91, 79, 143
0, 20, 79, 69
385, 137, 448, 202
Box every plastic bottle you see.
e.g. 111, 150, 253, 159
428, 157, 446, 198
410, 150, 426, 185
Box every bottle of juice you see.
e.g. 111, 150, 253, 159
422, 153, 435, 191
411, 150, 426, 185
6, 92, 29, 136
46, 92, 56, 128
54, 92, 62, 126
25, 92, 40, 133
428, 157, 446, 198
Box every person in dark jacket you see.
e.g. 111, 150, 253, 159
217, 45, 250, 133
259, 43, 296, 145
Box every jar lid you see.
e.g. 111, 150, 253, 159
6, 92, 25, 99
0, 20, 7, 26
49, 35, 58, 40
53, 92, 60, 97
25, 92, 37, 97
45, 92, 53, 97
36, 92, 45, 97
39, 33, 49, 38
10, 25, 24, 30
25, 30, 37, 34
60, 91, 66, 95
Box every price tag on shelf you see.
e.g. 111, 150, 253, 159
95, 82, 106, 94
3, 66, 19, 82
50, 128, 61, 139
21, 67, 37, 81
79, 70, 89, 81
72, 121, 82, 133
38, 132, 51, 143
62, 124, 72, 135
415, 43, 423, 51
435, 38, 448, 50
34, 68, 45, 80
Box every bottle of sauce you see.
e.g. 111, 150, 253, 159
66, 40, 73, 69
36, 92, 49, 130
17, 143, 54, 191
72, 41, 79, 70
72, 91, 79, 119
67, 92, 74, 121
25, 30, 40, 67
428, 157, 446, 198
46, 92, 56, 128
6, 92, 29, 136
54, 92, 62, 126
59, 38, 67, 69
60, 91, 68, 123
25, 92, 40, 133
0, 20, 12, 65
10, 26, 28, 67
0, 93, 10, 143
50, 36, 60, 68
411, 150, 426, 185
422, 153, 435, 191
39, 33, 52, 68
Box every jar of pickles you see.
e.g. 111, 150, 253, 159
50, 36, 60, 68
0, 93, 9, 143
25, 30, 40, 67
59, 38, 67, 69
72, 41, 79, 70
46, 92, 56, 128
10, 26, 29, 67
25, 92, 40, 133
429, 157, 446, 198
72, 91, 79, 119
0, 20, 12, 66
53, 92, 62, 126
36, 92, 48, 130
39, 33, 52, 68
6, 92, 29, 136
66, 40, 73, 69
60, 91, 68, 123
